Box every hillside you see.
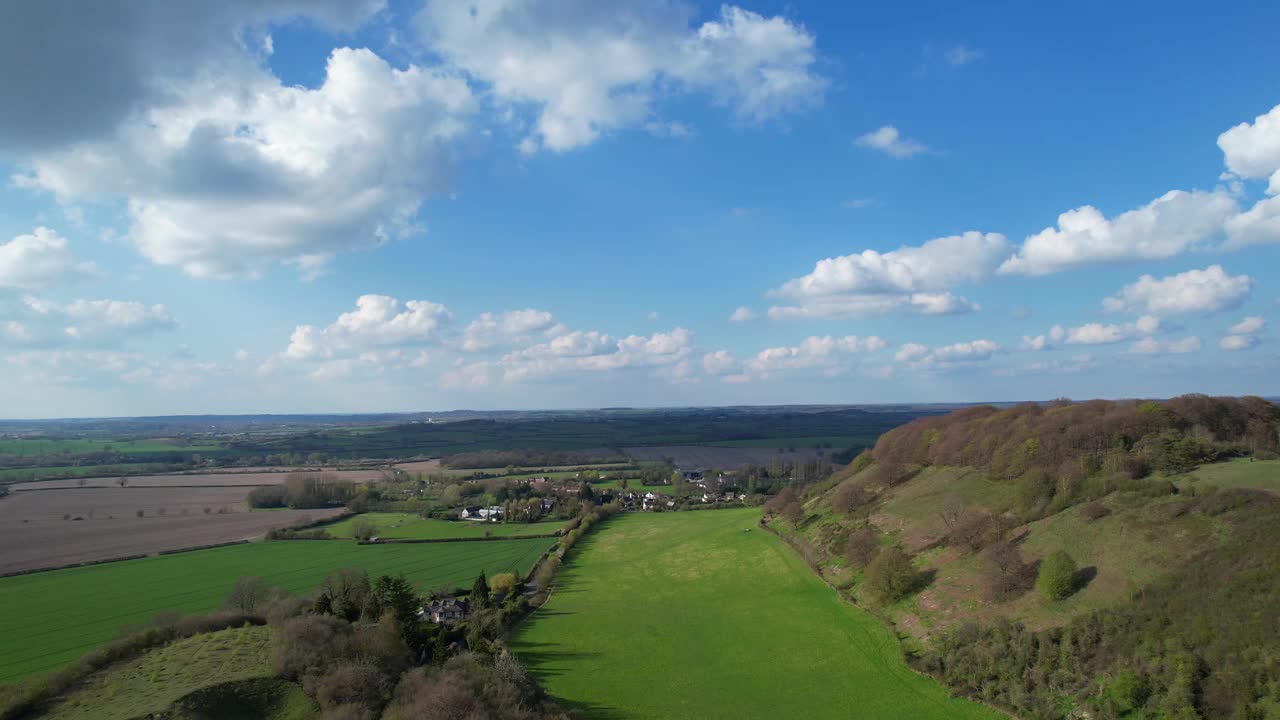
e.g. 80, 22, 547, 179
765, 396, 1280, 720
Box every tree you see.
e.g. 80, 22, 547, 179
1036, 549, 1078, 600
862, 546, 918, 606
980, 541, 1030, 601
316, 568, 372, 621
224, 575, 274, 614
351, 518, 379, 542
489, 572, 518, 598
371, 574, 423, 652
844, 525, 879, 569
470, 572, 491, 609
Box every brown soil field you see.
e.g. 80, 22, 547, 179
392, 459, 442, 473
9, 468, 387, 491
0, 486, 344, 574
623, 445, 827, 468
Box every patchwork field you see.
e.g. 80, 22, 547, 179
622, 445, 828, 468
325, 512, 563, 539
8, 468, 387, 490
0, 537, 553, 682
510, 508, 1000, 720
0, 486, 347, 574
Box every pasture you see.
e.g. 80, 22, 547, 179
325, 512, 563, 539
510, 508, 1000, 720
1185, 458, 1280, 493
0, 537, 553, 682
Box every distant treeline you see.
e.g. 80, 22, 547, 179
441, 450, 627, 470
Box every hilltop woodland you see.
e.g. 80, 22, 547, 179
766, 395, 1280, 720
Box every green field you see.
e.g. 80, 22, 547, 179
510, 509, 1000, 719
325, 512, 564, 539
0, 538, 553, 683
0, 438, 222, 456
1185, 458, 1280, 492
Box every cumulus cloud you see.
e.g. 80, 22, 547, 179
895, 339, 999, 368
768, 231, 1006, 318
1229, 316, 1265, 334
416, 1, 825, 153
855, 126, 928, 158
461, 308, 559, 351
1128, 336, 1202, 355
1220, 334, 1260, 351
1060, 315, 1160, 346
944, 45, 983, 66
1218, 102, 1280, 191
999, 190, 1239, 276
2, 296, 175, 346
285, 295, 451, 361
0, 1, 385, 153
702, 349, 739, 376
739, 335, 885, 379
0, 227, 96, 290
1102, 265, 1252, 315
728, 306, 757, 322
18, 48, 475, 279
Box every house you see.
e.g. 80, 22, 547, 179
540, 497, 556, 512
419, 596, 468, 625
461, 505, 503, 521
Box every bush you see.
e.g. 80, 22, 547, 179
948, 510, 1007, 552
843, 525, 879, 570
831, 481, 872, 514
1036, 549, 1078, 600
350, 518, 378, 542
862, 546, 919, 606
980, 541, 1033, 601
1080, 500, 1110, 521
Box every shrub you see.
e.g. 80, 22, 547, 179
1080, 501, 1110, 521
862, 546, 919, 606
843, 525, 879, 570
1036, 549, 1078, 600
489, 573, 518, 596
948, 510, 1007, 552
831, 481, 872, 514
350, 518, 378, 542
223, 576, 277, 614
980, 541, 1032, 601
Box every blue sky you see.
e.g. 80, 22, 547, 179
1, 0, 1278, 417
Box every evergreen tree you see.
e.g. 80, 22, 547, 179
1036, 549, 1078, 600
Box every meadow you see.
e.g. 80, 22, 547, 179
1184, 457, 1280, 492
510, 508, 1000, 720
0, 537, 553, 683
325, 512, 564, 539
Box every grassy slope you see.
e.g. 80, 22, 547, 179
510, 508, 999, 720
781, 461, 1274, 644
1184, 457, 1280, 492
0, 538, 553, 683
43, 625, 274, 720
325, 513, 563, 539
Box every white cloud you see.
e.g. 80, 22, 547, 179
932, 339, 1000, 362
739, 335, 885, 379
1128, 336, 1202, 355
728, 306, 757, 322
487, 327, 694, 384
894, 343, 930, 363
0, 1, 385, 153
285, 295, 451, 360
18, 48, 475, 278
1229, 316, 1265, 334
461, 308, 559, 351
894, 339, 999, 368
702, 349, 739, 376
2, 296, 175, 346
1224, 195, 1280, 248
1061, 316, 1160, 345
416, 2, 824, 153
1218, 102, 1280, 191
855, 126, 928, 158
944, 45, 983, 66
0, 227, 96, 290
1220, 334, 1260, 351
999, 190, 1239, 276
768, 231, 1006, 318
1019, 334, 1049, 351
1102, 265, 1252, 315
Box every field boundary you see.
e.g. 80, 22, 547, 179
157, 540, 250, 556
0, 554, 150, 579
357, 532, 560, 545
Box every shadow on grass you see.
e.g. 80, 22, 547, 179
1073, 565, 1098, 594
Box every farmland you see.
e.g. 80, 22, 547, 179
325, 512, 564, 539
9, 468, 387, 491
510, 508, 1000, 720
0, 537, 553, 682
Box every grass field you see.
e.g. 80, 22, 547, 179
43, 625, 278, 720
0, 438, 222, 456
325, 512, 564, 539
0, 537, 553, 683
1185, 458, 1280, 492
510, 508, 1000, 720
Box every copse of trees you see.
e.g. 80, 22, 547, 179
247, 472, 355, 509
441, 449, 626, 469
